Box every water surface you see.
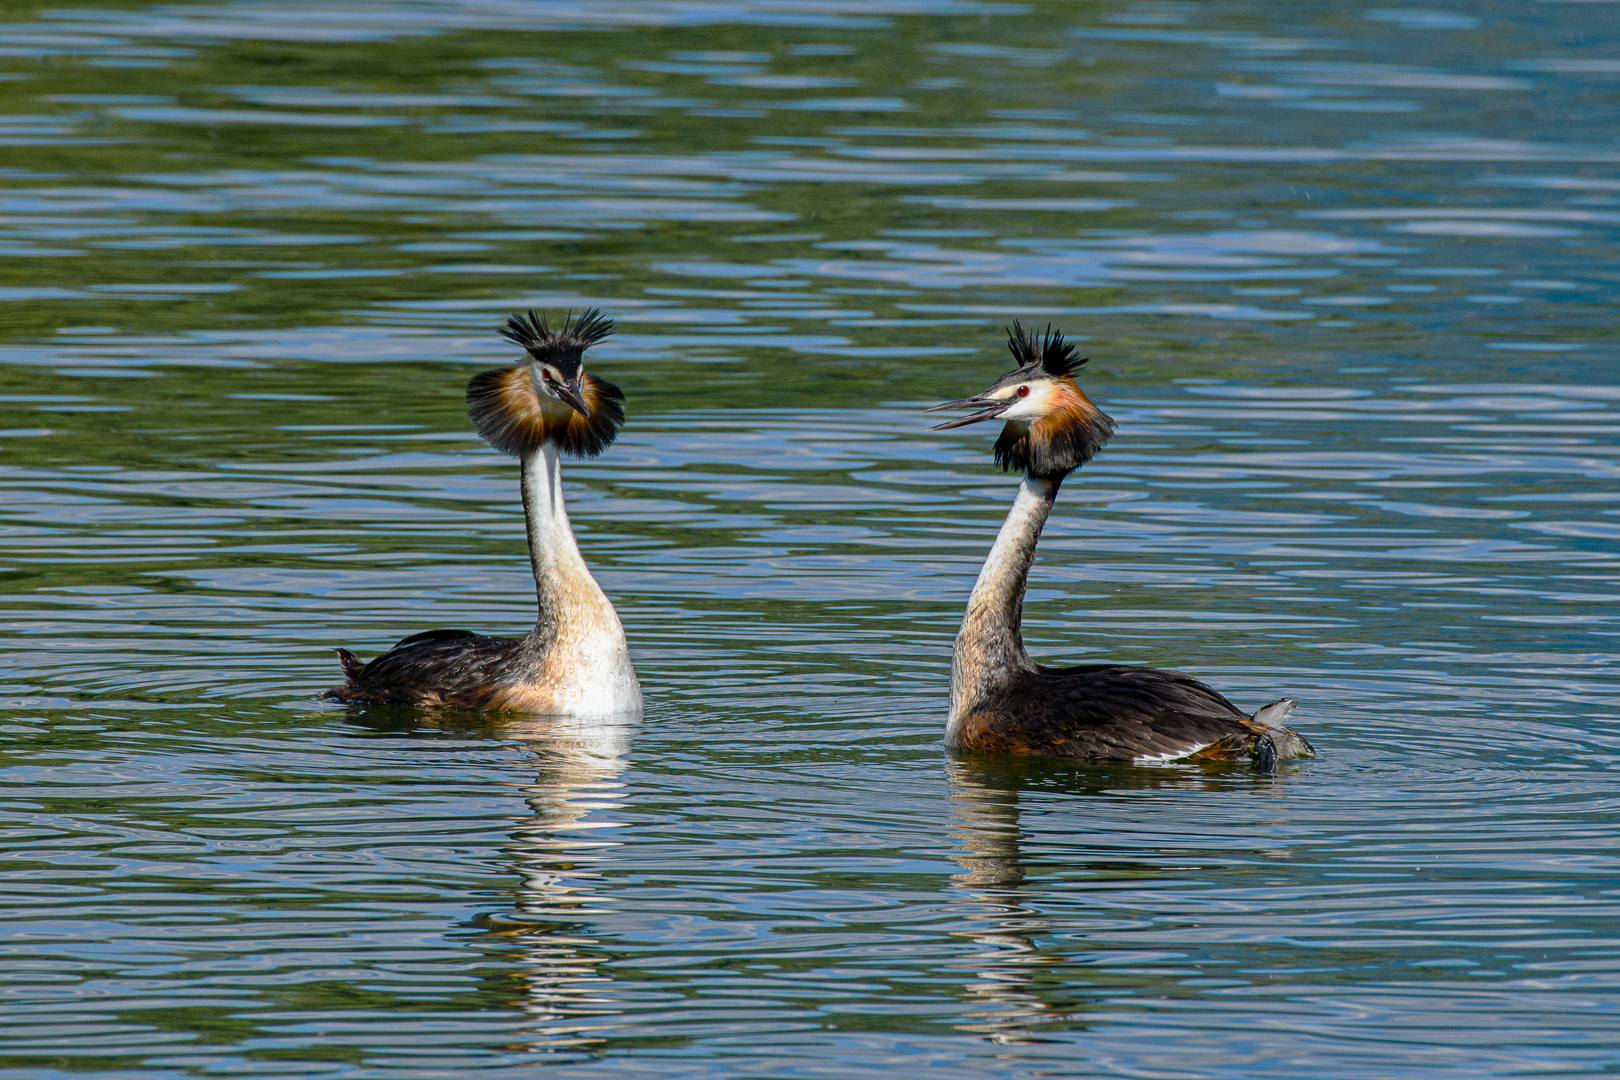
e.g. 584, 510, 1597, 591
2, 1, 1619, 1076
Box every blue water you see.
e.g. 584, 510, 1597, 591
1, 1, 1619, 1075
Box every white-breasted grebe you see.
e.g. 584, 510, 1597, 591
325, 309, 641, 717
926, 322, 1313, 770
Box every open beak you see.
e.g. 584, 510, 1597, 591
555, 377, 591, 418
925, 392, 1010, 430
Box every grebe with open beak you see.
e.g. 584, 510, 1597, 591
927, 323, 1313, 770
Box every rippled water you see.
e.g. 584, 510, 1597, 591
2, 0, 1619, 1075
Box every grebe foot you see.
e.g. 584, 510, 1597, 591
1254, 732, 1279, 774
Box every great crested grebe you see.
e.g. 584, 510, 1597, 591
325, 309, 641, 717
926, 323, 1314, 770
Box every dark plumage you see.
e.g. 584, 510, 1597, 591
953, 664, 1309, 767
330, 630, 527, 710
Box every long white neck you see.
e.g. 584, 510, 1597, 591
948, 476, 1058, 731
520, 443, 592, 604
516, 443, 641, 717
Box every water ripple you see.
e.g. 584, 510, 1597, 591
1, 0, 1619, 1075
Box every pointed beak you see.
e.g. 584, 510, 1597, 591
925, 392, 1010, 430
555, 377, 590, 418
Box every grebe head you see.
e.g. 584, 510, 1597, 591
467, 308, 627, 458
926, 321, 1115, 480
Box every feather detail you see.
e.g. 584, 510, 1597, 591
499, 308, 615, 377
1134, 742, 1213, 765
1006, 320, 1085, 378
993, 377, 1115, 478
467, 365, 625, 458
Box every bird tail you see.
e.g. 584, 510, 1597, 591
1251, 697, 1297, 730
335, 647, 365, 682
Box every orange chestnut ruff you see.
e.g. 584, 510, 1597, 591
466, 309, 625, 459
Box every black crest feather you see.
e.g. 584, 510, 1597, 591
1007, 320, 1086, 378
499, 308, 616, 378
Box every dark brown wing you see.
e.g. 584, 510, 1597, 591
966, 664, 1258, 761
324, 629, 524, 708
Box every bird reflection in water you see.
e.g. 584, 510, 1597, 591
945, 756, 1061, 1044
344, 706, 637, 1061
501, 712, 637, 1058
945, 757, 1272, 1044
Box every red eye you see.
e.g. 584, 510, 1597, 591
1017, 385, 1029, 397
541, 369, 553, 382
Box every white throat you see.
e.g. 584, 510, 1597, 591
517, 443, 641, 717
521, 443, 589, 588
